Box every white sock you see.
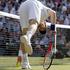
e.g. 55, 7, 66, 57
18, 49, 23, 57
22, 53, 30, 66
26, 23, 38, 43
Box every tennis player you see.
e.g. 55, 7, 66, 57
18, 0, 56, 69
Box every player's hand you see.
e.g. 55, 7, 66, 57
50, 24, 55, 31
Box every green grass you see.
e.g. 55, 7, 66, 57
0, 56, 70, 70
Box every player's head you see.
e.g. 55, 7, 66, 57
38, 20, 46, 34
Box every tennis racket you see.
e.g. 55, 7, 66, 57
43, 41, 55, 70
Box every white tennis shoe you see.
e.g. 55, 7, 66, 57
21, 35, 33, 55
22, 64, 32, 69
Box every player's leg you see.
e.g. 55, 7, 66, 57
20, 43, 32, 69
22, 53, 32, 69
20, 22, 38, 55
16, 47, 23, 67
20, 28, 33, 69
20, 20, 38, 69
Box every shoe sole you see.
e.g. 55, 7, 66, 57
22, 67, 32, 70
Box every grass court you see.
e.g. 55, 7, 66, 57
0, 56, 70, 70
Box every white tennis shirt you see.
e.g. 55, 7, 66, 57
18, 0, 53, 29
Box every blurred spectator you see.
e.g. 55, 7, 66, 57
10, 2, 19, 14
17, 0, 26, 4
0, 18, 3, 29
66, 41, 70, 57
40, 0, 46, 5
55, 0, 62, 6
46, 0, 52, 8
4, 0, 13, 13
62, 4, 67, 14
64, 14, 70, 25
0, 0, 5, 11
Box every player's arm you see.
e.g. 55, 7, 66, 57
47, 7, 56, 24
43, 6, 57, 24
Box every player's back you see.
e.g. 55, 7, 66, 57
18, 0, 47, 29
18, 0, 30, 28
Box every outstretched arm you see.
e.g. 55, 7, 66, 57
43, 6, 57, 24
48, 7, 56, 24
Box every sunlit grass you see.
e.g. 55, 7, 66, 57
0, 56, 70, 70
